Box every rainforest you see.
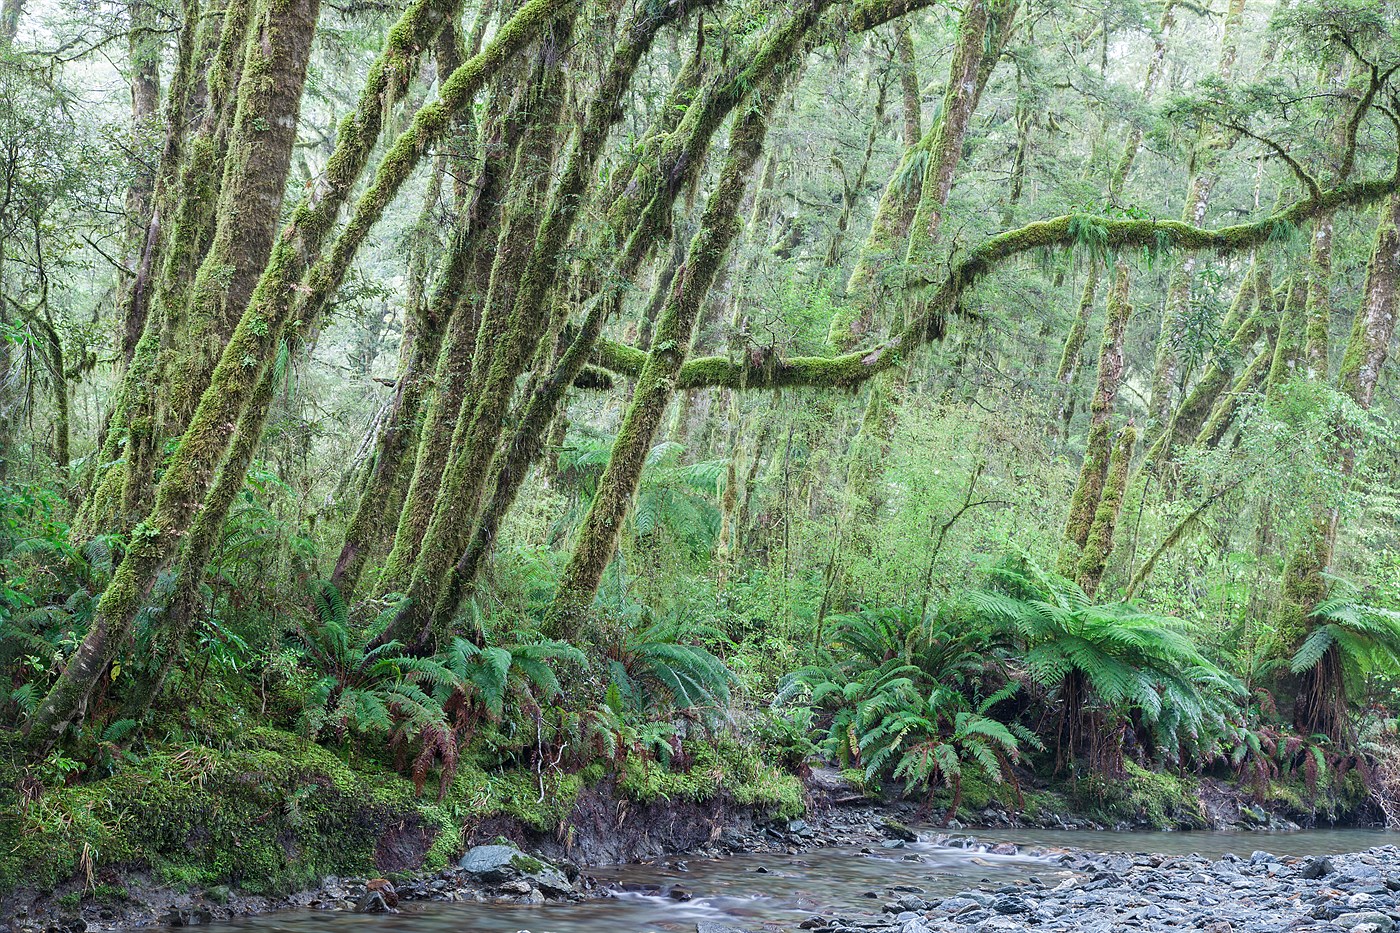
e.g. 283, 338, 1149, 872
3, 0, 1400, 930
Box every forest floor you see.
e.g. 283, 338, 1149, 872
1, 756, 1383, 933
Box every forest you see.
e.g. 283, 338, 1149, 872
3, 0, 1400, 916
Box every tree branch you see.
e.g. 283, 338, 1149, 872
594, 171, 1400, 391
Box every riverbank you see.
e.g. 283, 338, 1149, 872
4, 772, 1390, 932
0, 722, 1388, 933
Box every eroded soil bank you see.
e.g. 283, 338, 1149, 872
2, 759, 1390, 933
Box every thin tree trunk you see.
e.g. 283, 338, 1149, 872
120, 0, 164, 364
546, 72, 788, 639
1109, 0, 1177, 197
1058, 261, 1131, 573
1054, 260, 1100, 431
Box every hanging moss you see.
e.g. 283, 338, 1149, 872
590, 170, 1400, 395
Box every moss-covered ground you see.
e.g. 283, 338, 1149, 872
0, 727, 804, 900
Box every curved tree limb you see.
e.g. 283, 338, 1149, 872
594, 172, 1400, 391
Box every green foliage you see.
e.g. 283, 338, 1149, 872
1291, 578, 1400, 680
970, 556, 1244, 767
861, 684, 1039, 821
295, 583, 443, 742
599, 617, 737, 721
556, 435, 723, 555
778, 603, 1036, 808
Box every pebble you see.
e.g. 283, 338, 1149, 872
839, 844, 1400, 933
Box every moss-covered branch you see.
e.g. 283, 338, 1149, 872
593, 172, 1400, 391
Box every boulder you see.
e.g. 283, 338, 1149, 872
880, 818, 918, 842
458, 843, 573, 896
366, 878, 399, 907
354, 889, 396, 914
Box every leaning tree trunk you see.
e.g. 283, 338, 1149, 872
331, 30, 496, 597
1058, 261, 1131, 574
1286, 193, 1400, 741
77, 0, 255, 535
545, 72, 788, 640
24, 0, 560, 752
387, 0, 836, 642
388, 13, 582, 645
1054, 260, 1100, 433
1148, 259, 1271, 465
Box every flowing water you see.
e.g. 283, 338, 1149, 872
209, 827, 1392, 933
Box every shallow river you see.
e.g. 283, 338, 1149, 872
212, 827, 1392, 933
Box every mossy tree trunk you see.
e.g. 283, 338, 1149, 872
1058, 261, 1131, 574
389, 13, 582, 645
1148, 259, 1271, 464
403, 0, 716, 626
374, 65, 534, 595
133, 0, 329, 522
545, 71, 789, 640
1109, 0, 1177, 198
330, 31, 484, 598
77, 0, 257, 535
1286, 193, 1400, 740
24, 0, 561, 751
118, 0, 165, 364
1076, 422, 1136, 598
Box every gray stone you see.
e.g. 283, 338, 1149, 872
880, 819, 918, 842
1302, 856, 1338, 880
354, 890, 396, 914
457, 843, 572, 895
1334, 913, 1396, 932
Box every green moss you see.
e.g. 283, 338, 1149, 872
1069, 762, 1205, 829
0, 727, 468, 897
91, 883, 129, 902
616, 739, 806, 820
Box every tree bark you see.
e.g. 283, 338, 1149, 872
1058, 261, 1131, 573
545, 71, 789, 639
1076, 422, 1135, 598
25, 0, 558, 751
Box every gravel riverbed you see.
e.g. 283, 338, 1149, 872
828, 840, 1400, 933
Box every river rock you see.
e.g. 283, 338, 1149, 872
880, 819, 918, 842
458, 843, 573, 895
1335, 913, 1396, 932
354, 889, 396, 914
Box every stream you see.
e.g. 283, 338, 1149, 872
205, 827, 1393, 933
